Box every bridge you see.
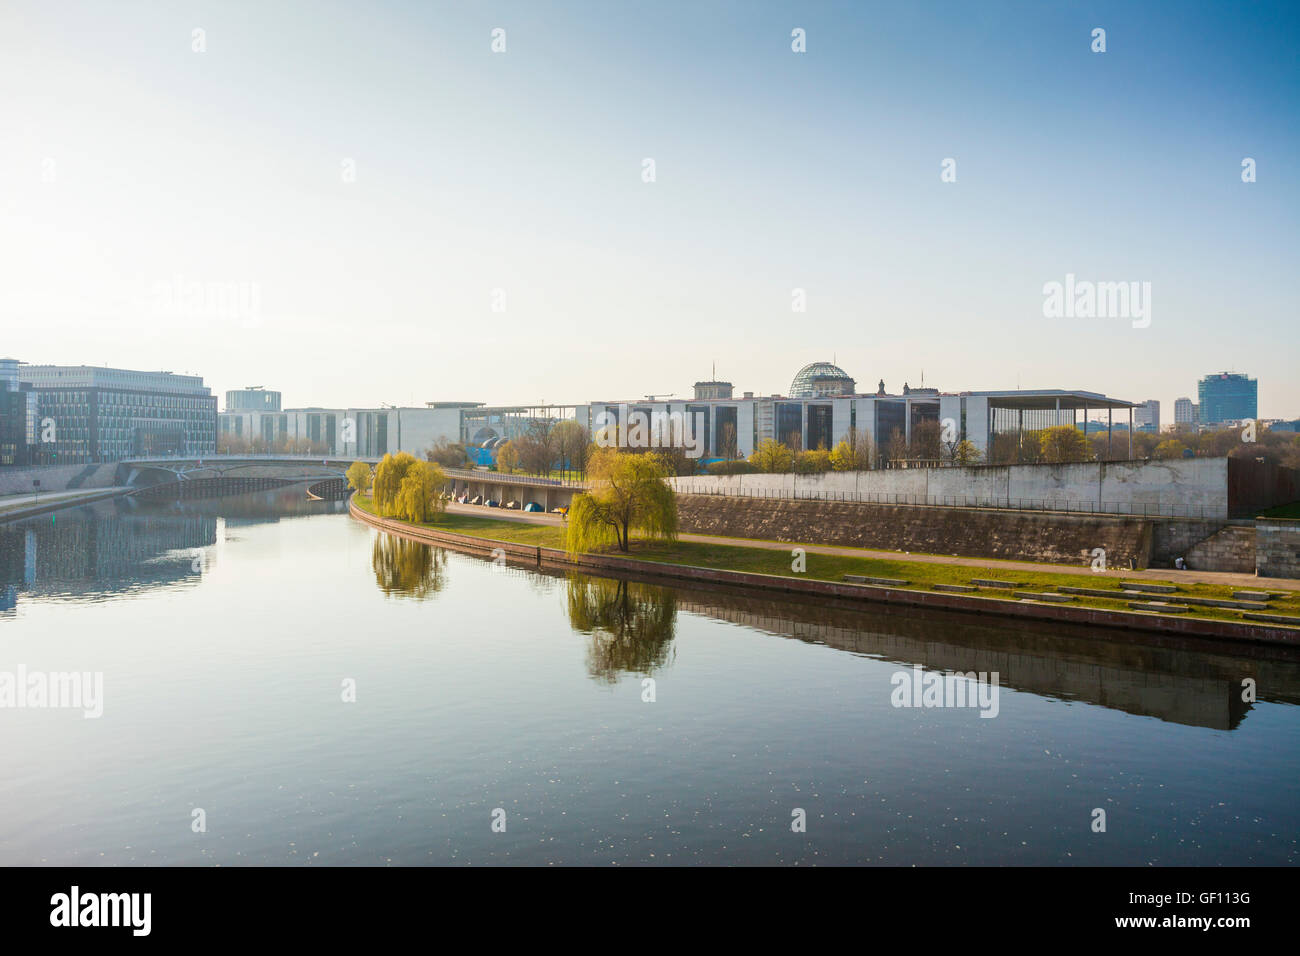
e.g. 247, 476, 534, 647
1, 455, 588, 510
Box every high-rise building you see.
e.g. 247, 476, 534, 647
1134, 399, 1160, 432
225, 387, 282, 412
1174, 397, 1199, 427
18, 364, 217, 463
1198, 372, 1257, 425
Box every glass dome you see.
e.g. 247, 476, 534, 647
789, 362, 855, 398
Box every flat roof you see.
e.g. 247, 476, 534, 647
959, 390, 1135, 410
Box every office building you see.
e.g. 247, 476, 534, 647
1134, 399, 1160, 432
1198, 372, 1257, 425
17, 364, 217, 463
225, 387, 282, 412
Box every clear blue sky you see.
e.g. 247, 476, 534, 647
1, 0, 1296, 418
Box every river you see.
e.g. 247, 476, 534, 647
1, 487, 1297, 865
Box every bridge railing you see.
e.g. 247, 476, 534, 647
441, 467, 588, 489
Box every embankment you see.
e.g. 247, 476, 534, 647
349, 498, 1299, 647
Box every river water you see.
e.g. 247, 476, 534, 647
1, 488, 1297, 865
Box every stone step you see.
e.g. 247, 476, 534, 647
970, 579, 1022, 589
1233, 591, 1277, 601
1170, 596, 1270, 611
843, 574, 909, 587
1013, 591, 1074, 602
1242, 612, 1300, 628
1058, 586, 1144, 599
931, 583, 978, 593
1129, 601, 1191, 613
1118, 581, 1178, 594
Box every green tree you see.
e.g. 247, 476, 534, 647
346, 460, 372, 496
1039, 425, 1089, 463
1154, 438, 1187, 460
565, 448, 678, 553
749, 438, 794, 473
496, 440, 519, 474
793, 448, 832, 473
395, 461, 448, 523
373, 451, 418, 515
830, 427, 873, 471
950, 440, 981, 466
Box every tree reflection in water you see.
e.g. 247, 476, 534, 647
565, 573, 677, 683
371, 534, 447, 598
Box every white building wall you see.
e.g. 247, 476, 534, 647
737, 402, 755, 457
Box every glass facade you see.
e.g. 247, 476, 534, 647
806, 403, 834, 450
776, 403, 803, 450
1198, 373, 1257, 424
18, 367, 217, 464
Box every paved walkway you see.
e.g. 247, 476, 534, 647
443, 502, 1300, 592
0, 487, 128, 520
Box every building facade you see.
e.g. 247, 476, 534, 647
225, 387, 282, 412
1134, 399, 1160, 432
1174, 397, 1199, 427
0, 359, 38, 466
1198, 372, 1257, 425
17, 364, 217, 464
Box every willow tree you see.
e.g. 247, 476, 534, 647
373, 451, 418, 515
346, 461, 372, 496
566, 448, 677, 554
395, 461, 448, 523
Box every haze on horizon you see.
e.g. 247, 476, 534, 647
1, 0, 1296, 418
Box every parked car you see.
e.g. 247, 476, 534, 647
523, 501, 543, 513
485, 499, 500, 508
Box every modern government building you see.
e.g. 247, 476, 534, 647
0, 358, 1151, 467
215, 361, 1140, 463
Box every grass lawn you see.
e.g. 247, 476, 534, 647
353, 495, 1300, 626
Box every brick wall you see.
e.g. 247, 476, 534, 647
676, 494, 1151, 568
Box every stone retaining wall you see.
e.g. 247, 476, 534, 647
675, 494, 1150, 569
1258, 519, 1300, 579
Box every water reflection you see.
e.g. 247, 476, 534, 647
371, 534, 448, 598
564, 574, 677, 683
0, 485, 345, 612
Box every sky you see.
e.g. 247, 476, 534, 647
1, 0, 1296, 419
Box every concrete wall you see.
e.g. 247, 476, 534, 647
0, 462, 119, 495
676, 494, 1151, 567
668, 457, 1230, 518
1257, 519, 1300, 579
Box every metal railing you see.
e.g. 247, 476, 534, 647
683, 485, 1222, 519
441, 466, 588, 489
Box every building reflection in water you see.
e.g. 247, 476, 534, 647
371, 533, 448, 599
0, 486, 344, 613
564, 573, 678, 684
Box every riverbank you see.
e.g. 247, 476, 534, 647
0, 487, 131, 523
349, 496, 1300, 645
